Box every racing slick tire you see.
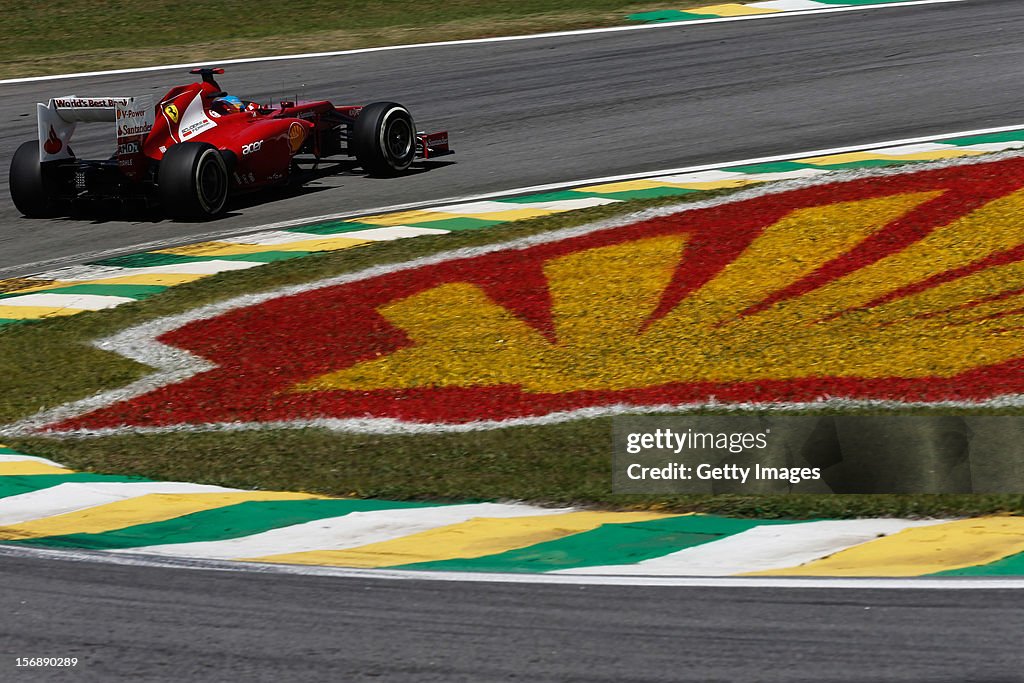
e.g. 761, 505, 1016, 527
353, 102, 416, 176
10, 140, 63, 218
158, 142, 229, 220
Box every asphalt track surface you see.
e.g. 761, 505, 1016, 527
0, 553, 1021, 682
4, 2, 1024, 681
2, 0, 1024, 277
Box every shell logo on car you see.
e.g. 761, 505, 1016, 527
288, 122, 306, 153
35, 156, 1024, 433
42, 125, 62, 154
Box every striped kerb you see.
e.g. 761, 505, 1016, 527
1, 446, 1022, 576
2, 132, 1023, 329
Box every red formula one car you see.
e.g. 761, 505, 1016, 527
9, 67, 451, 220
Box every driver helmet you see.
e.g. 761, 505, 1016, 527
212, 95, 244, 114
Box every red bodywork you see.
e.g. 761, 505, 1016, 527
12, 68, 451, 221
129, 72, 449, 192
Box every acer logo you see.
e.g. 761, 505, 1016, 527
242, 140, 263, 155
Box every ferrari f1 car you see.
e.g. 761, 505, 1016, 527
9, 68, 451, 221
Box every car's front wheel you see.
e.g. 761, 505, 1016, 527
158, 142, 229, 221
353, 102, 416, 177
9, 140, 64, 218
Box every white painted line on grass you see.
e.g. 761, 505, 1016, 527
0, 0, 965, 85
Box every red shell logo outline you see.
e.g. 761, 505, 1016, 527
288, 122, 306, 154
43, 125, 63, 155
43, 156, 1024, 432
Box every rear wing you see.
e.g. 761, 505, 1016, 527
37, 95, 154, 165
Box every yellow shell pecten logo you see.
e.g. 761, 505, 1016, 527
288, 122, 306, 153
297, 188, 1024, 394
46, 156, 1024, 432
164, 103, 179, 123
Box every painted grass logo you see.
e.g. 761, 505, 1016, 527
34, 156, 1024, 433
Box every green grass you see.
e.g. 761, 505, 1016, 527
0, 0, 698, 78
2, 188, 1023, 518
0, 192, 713, 426
12, 429, 1024, 519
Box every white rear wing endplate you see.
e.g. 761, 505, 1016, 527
37, 95, 154, 162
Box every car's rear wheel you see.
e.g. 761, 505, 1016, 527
353, 102, 416, 177
158, 142, 229, 220
10, 140, 64, 218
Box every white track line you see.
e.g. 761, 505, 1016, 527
0, 293, 138, 311
6, 120, 1023, 280
0, 0, 965, 85
0, 482, 234, 526
0, 454, 65, 467
0, 543, 1019, 588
